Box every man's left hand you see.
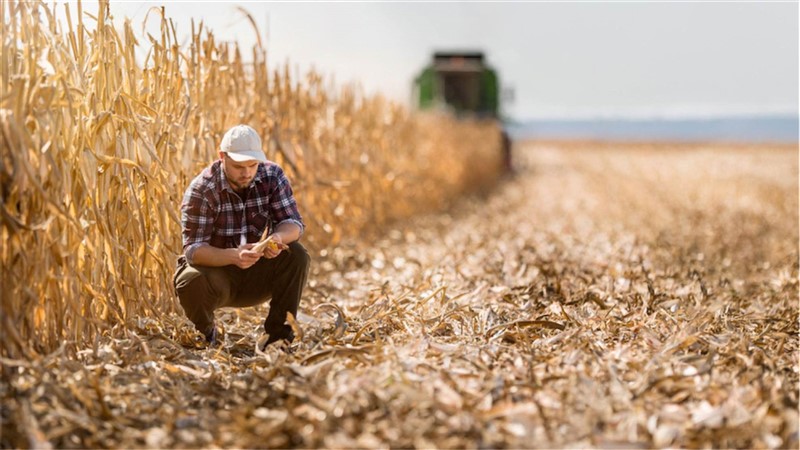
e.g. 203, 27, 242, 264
262, 234, 288, 259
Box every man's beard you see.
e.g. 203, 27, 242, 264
228, 176, 253, 192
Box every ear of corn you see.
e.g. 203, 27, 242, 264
0, 0, 504, 356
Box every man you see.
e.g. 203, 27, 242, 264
174, 124, 310, 348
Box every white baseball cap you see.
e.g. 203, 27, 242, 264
220, 125, 267, 163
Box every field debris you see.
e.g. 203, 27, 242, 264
3, 142, 797, 448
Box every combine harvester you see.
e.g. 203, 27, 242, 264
413, 51, 512, 171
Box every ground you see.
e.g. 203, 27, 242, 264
2, 141, 798, 448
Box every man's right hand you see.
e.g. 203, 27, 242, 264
233, 243, 262, 269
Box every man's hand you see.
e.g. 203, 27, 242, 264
261, 234, 289, 259
234, 243, 262, 269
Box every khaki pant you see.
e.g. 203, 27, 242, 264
173, 241, 310, 340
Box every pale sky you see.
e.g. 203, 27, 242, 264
61, 1, 798, 120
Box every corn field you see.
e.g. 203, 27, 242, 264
2, 1, 798, 449
0, 0, 503, 357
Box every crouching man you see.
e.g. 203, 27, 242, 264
174, 124, 310, 348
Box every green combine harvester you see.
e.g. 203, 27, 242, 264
413, 51, 512, 170
413, 51, 500, 118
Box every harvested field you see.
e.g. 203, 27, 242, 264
2, 141, 798, 448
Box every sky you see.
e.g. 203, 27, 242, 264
59, 1, 798, 121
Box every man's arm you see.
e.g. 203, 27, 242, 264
261, 222, 301, 259
261, 165, 305, 259
272, 222, 301, 245
191, 243, 262, 269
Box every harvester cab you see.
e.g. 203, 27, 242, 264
413, 51, 512, 171
413, 51, 499, 118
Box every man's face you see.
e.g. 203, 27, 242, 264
220, 153, 258, 191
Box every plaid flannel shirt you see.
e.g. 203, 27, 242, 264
180, 159, 304, 264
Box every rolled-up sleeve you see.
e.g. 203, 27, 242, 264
269, 167, 305, 235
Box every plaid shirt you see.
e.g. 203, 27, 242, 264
180, 159, 304, 264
